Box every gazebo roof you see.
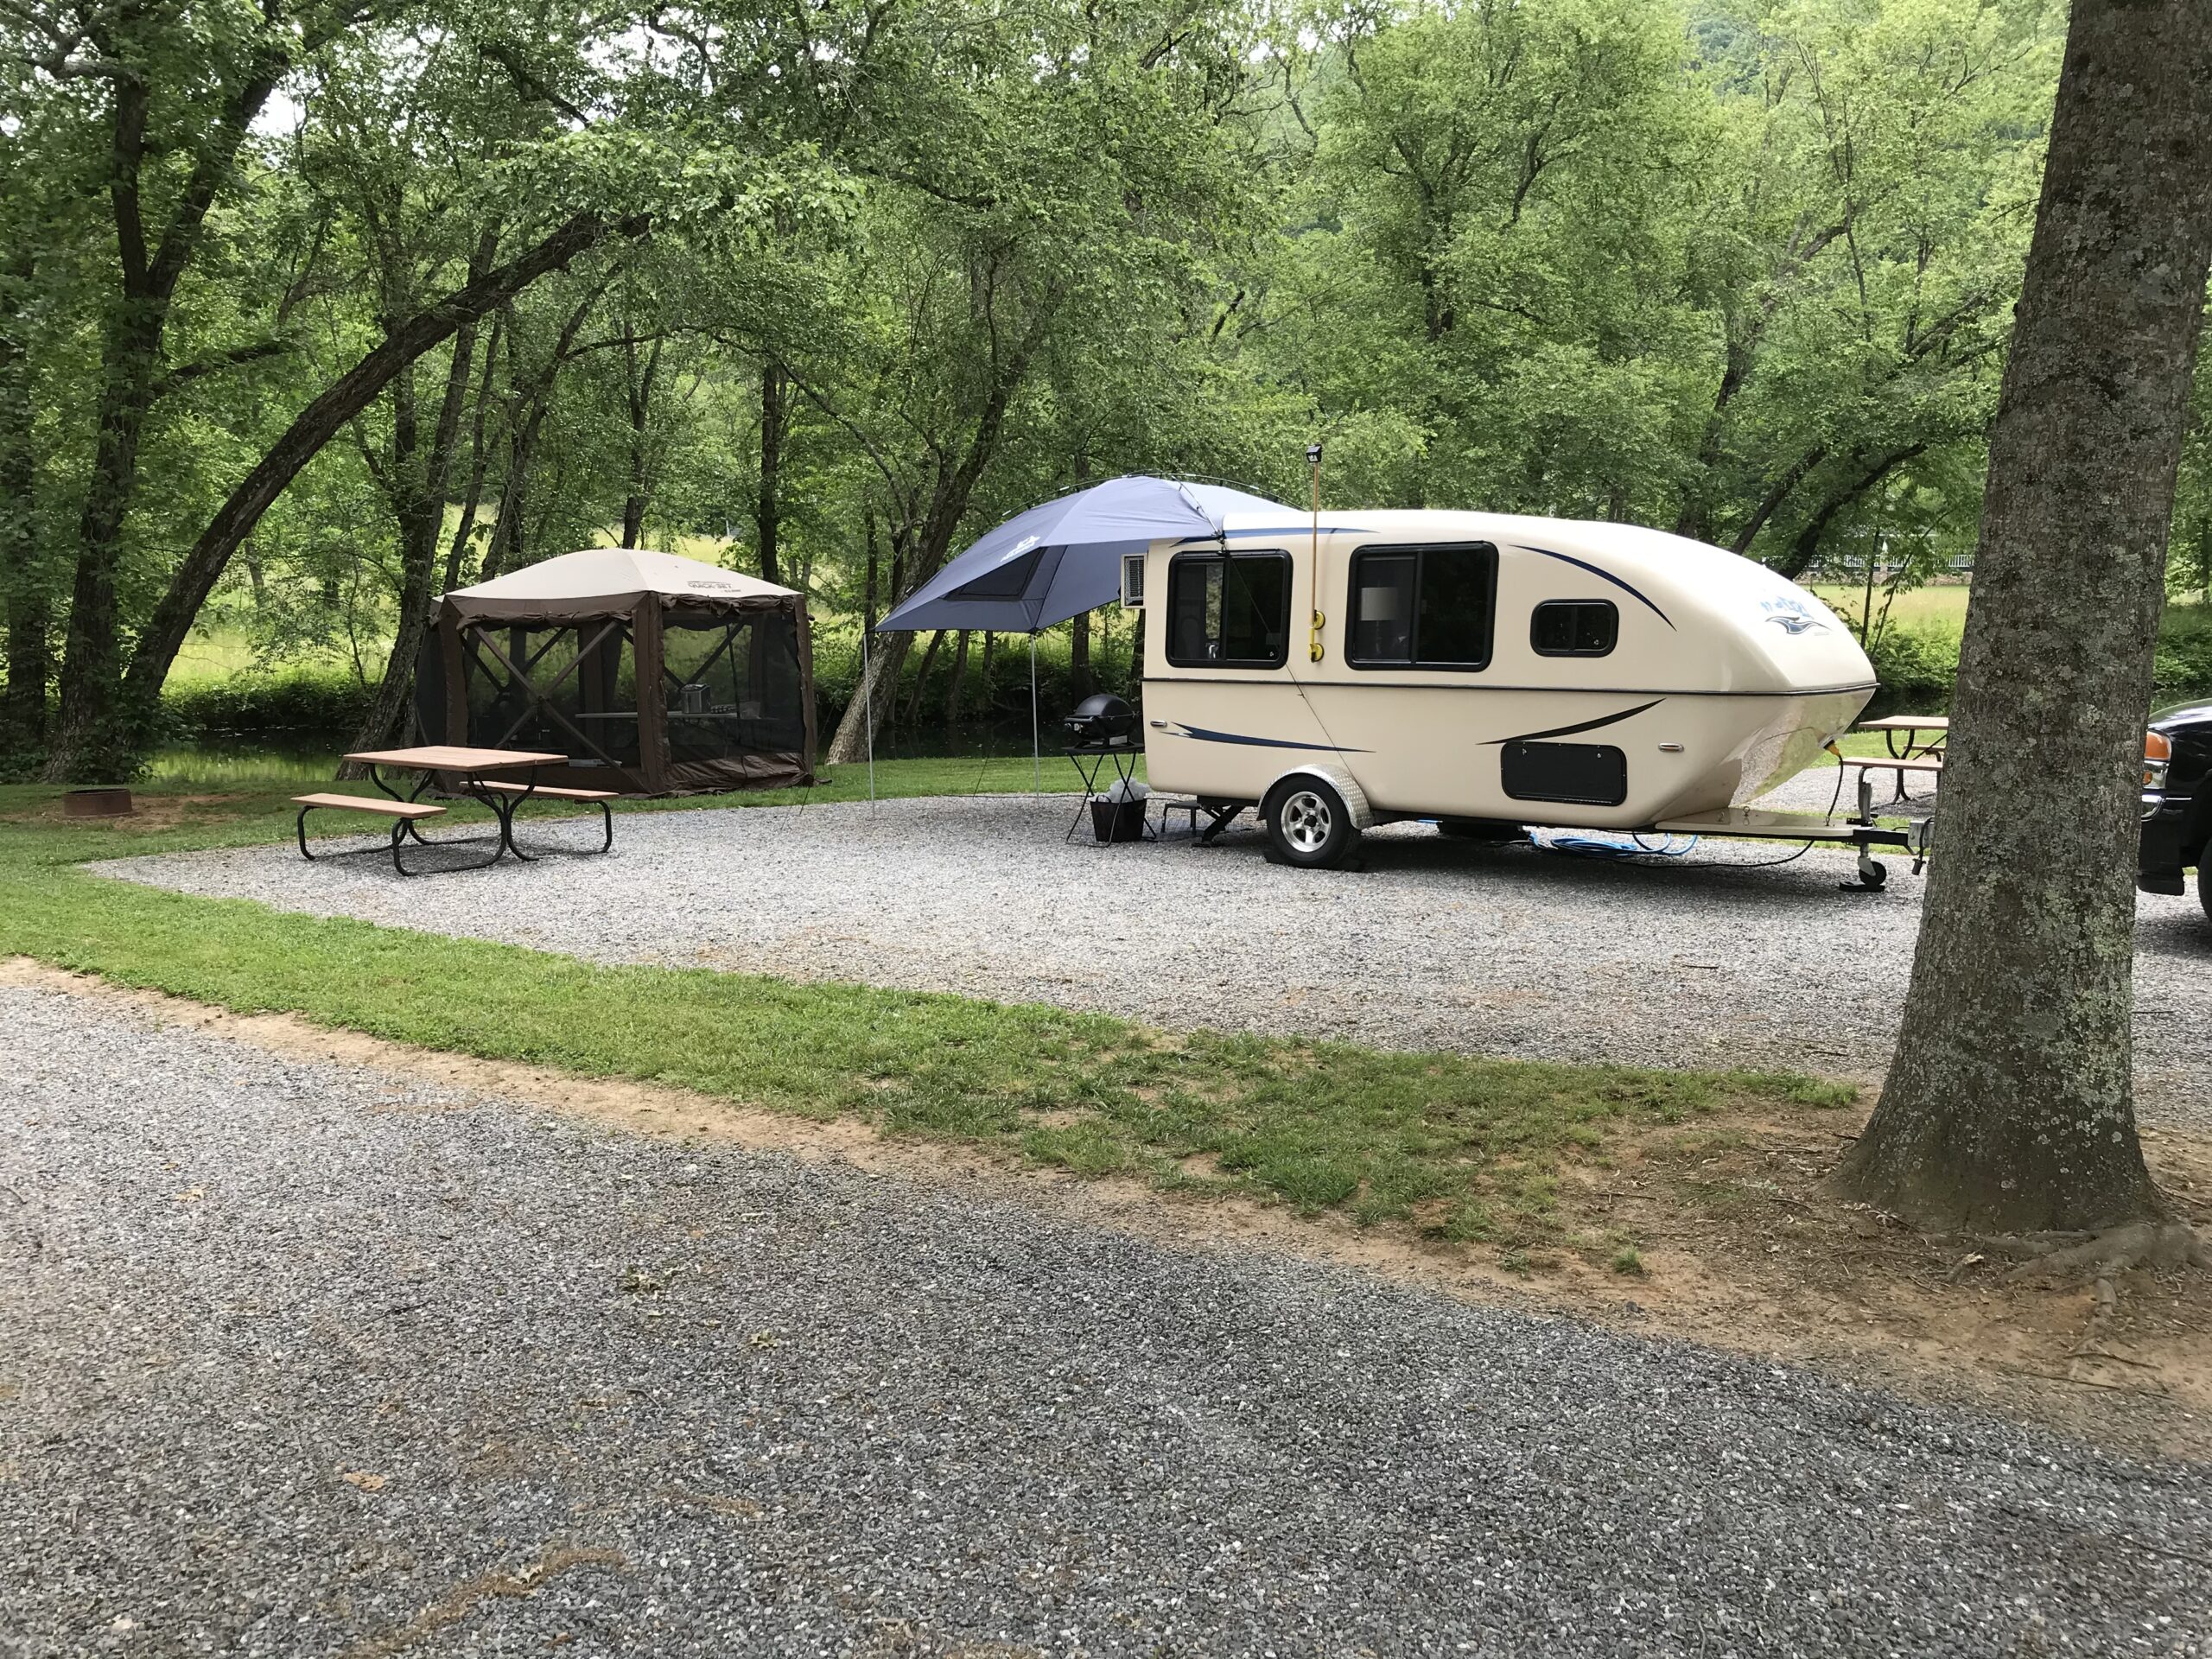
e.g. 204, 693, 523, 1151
442, 548, 797, 621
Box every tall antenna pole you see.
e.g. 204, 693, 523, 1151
1306, 442, 1325, 664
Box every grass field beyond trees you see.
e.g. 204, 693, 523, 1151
0, 768, 1851, 1259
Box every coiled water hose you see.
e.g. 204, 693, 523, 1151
1534, 830, 1701, 860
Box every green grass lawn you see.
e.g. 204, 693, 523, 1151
1808, 582, 1972, 639
0, 763, 1849, 1255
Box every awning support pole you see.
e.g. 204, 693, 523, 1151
1029, 631, 1040, 796
862, 626, 876, 809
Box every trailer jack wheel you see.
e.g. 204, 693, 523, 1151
1841, 851, 1888, 893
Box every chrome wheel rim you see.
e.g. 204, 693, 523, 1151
1281, 790, 1333, 854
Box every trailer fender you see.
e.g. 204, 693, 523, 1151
1264, 764, 1375, 830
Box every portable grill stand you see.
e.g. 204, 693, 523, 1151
1063, 741, 1147, 842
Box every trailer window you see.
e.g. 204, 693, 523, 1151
1347, 543, 1496, 670
1166, 551, 1291, 669
1531, 600, 1618, 657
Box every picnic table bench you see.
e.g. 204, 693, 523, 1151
1838, 753, 1944, 804
292, 794, 448, 867
472, 779, 618, 853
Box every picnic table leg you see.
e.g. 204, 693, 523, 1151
491, 769, 542, 861
366, 763, 442, 845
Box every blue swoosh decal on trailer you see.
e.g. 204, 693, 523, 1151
1484, 700, 1664, 745
1518, 546, 1675, 628
1158, 721, 1369, 753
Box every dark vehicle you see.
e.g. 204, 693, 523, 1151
2139, 698, 2212, 923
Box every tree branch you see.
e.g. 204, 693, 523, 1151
118, 210, 650, 719
156, 338, 291, 397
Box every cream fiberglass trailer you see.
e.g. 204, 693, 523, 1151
1134, 508, 1916, 881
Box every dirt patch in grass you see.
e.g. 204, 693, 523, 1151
9, 792, 254, 832
10, 958, 2210, 1462
1077, 1095, 2212, 1462
1548, 1104, 2212, 1455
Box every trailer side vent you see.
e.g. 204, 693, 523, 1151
1502, 741, 1629, 807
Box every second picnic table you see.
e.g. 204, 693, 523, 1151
1855, 714, 1949, 759
1843, 715, 1948, 804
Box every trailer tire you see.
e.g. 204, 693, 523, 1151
2200, 868, 2210, 925
1266, 777, 1357, 869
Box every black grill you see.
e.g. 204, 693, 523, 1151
1065, 693, 1138, 747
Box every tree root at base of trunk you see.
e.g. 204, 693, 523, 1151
1980, 1220, 2212, 1284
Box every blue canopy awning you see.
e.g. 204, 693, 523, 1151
875, 477, 1294, 634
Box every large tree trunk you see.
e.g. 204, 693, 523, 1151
756, 360, 785, 584
818, 269, 1064, 766
38, 213, 640, 780
828, 520, 915, 765
47, 302, 164, 775
481, 284, 606, 584
903, 627, 946, 727
944, 628, 971, 730
1835, 0, 2212, 1233
344, 289, 488, 766
44, 51, 288, 779
0, 247, 44, 751
443, 315, 505, 590
1770, 444, 1929, 581
620, 332, 662, 548
1674, 328, 1754, 544
828, 627, 915, 766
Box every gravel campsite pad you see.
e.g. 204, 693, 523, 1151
105, 783, 2212, 1129
3, 982, 2209, 1657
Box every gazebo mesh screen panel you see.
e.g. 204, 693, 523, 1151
459, 620, 642, 772
661, 608, 807, 770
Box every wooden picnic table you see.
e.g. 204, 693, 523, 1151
1853, 715, 1949, 759
342, 746, 569, 869
1845, 717, 1948, 804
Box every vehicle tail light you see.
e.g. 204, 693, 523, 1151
2144, 730, 2171, 793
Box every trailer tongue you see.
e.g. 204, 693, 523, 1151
1652, 802, 1929, 891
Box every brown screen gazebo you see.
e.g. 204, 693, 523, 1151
415, 548, 815, 795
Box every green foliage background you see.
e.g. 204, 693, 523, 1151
4, 0, 2209, 775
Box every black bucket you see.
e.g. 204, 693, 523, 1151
1090, 797, 1147, 843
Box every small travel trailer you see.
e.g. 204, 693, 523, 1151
1132, 509, 1910, 878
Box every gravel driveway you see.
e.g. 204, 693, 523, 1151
105, 781, 2212, 1129
3, 982, 2208, 1657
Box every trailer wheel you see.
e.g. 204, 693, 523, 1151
1856, 851, 1888, 889
1267, 778, 1357, 869
2199, 868, 2210, 925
